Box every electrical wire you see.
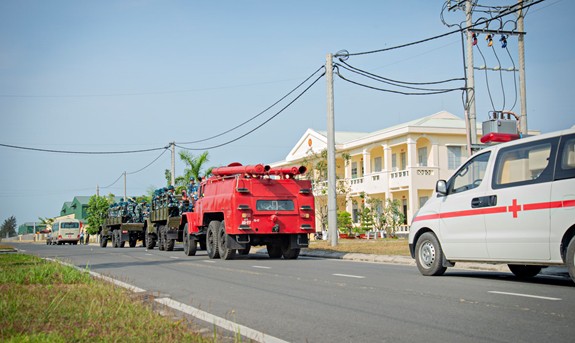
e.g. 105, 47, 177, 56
177, 66, 325, 145
335, 65, 465, 96
475, 43, 497, 112
344, 0, 545, 57
101, 173, 124, 189
0, 143, 169, 155
176, 71, 326, 151
127, 147, 169, 175
505, 45, 518, 112
490, 43, 506, 111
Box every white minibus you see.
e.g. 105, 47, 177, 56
46, 219, 81, 245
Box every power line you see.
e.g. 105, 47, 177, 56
176, 70, 326, 151
127, 148, 169, 175
343, 0, 545, 57
177, 66, 325, 145
0, 143, 169, 155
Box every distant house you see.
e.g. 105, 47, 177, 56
59, 196, 92, 222
18, 222, 47, 235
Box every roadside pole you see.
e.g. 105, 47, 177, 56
326, 53, 338, 247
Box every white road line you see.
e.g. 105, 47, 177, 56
252, 266, 271, 269
170, 256, 179, 259
156, 297, 289, 343
145, 253, 153, 256
333, 273, 365, 279
203, 260, 216, 263
43, 258, 146, 293
488, 291, 561, 301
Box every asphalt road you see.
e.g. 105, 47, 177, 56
12, 242, 575, 343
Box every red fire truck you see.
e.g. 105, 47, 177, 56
180, 163, 315, 260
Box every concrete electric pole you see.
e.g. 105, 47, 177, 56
517, 0, 528, 135
170, 142, 176, 187
465, 0, 477, 147
123, 171, 127, 201
326, 53, 338, 247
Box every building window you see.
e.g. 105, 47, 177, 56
373, 157, 382, 172
447, 146, 462, 170
418, 147, 428, 167
419, 196, 429, 209
352, 202, 359, 223
391, 154, 397, 171
351, 162, 358, 178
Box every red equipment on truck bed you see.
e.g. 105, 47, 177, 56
180, 162, 315, 260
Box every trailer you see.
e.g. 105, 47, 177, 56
180, 163, 315, 260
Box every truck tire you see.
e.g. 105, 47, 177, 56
119, 235, 126, 248
112, 231, 118, 248
567, 236, 575, 284
415, 232, 447, 276
206, 221, 220, 259
166, 236, 175, 251
158, 226, 165, 251
129, 236, 137, 248
508, 264, 542, 279
100, 235, 108, 248
217, 221, 236, 260
183, 225, 197, 256
282, 247, 300, 260
146, 232, 156, 250
267, 244, 282, 259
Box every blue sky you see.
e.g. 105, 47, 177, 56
1, 0, 573, 225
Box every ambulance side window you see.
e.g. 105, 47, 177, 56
555, 134, 575, 181
493, 137, 559, 189
448, 152, 491, 194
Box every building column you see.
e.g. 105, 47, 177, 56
362, 149, 371, 175
382, 144, 391, 172
407, 137, 417, 169
431, 143, 439, 167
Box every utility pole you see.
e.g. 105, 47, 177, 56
96, 184, 100, 197
465, 0, 477, 147
170, 142, 176, 187
123, 171, 127, 201
517, 0, 528, 135
326, 53, 338, 247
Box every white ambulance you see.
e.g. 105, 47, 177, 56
408, 127, 575, 283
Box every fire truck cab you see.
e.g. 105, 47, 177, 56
181, 163, 315, 260
409, 127, 575, 282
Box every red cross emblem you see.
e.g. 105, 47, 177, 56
508, 199, 522, 218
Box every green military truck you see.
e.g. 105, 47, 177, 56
146, 202, 182, 251
99, 216, 145, 248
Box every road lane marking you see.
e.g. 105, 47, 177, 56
145, 253, 153, 256
252, 266, 271, 269
43, 258, 146, 293
170, 256, 179, 259
156, 297, 288, 343
203, 260, 216, 263
333, 273, 365, 279
488, 291, 561, 301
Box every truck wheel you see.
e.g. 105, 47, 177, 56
267, 244, 282, 259
183, 229, 197, 256
158, 226, 165, 251
166, 237, 175, 251
282, 247, 300, 260
112, 231, 118, 248
218, 221, 236, 260
238, 244, 251, 255
508, 264, 542, 279
415, 232, 447, 276
567, 236, 575, 284
206, 221, 220, 259
100, 235, 108, 248
129, 236, 137, 248
146, 232, 156, 250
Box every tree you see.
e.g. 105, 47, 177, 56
165, 151, 213, 191
0, 216, 17, 238
382, 199, 405, 238
337, 211, 353, 235
86, 195, 111, 235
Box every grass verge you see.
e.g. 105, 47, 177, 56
0, 254, 209, 342
308, 238, 410, 256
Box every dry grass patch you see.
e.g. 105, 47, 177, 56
308, 238, 410, 256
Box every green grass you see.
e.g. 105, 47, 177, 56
308, 238, 410, 256
0, 254, 210, 342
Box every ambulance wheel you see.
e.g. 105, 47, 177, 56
567, 236, 575, 284
206, 221, 220, 259
415, 232, 447, 276
267, 244, 282, 259
217, 221, 236, 260
508, 264, 542, 279
183, 227, 197, 256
